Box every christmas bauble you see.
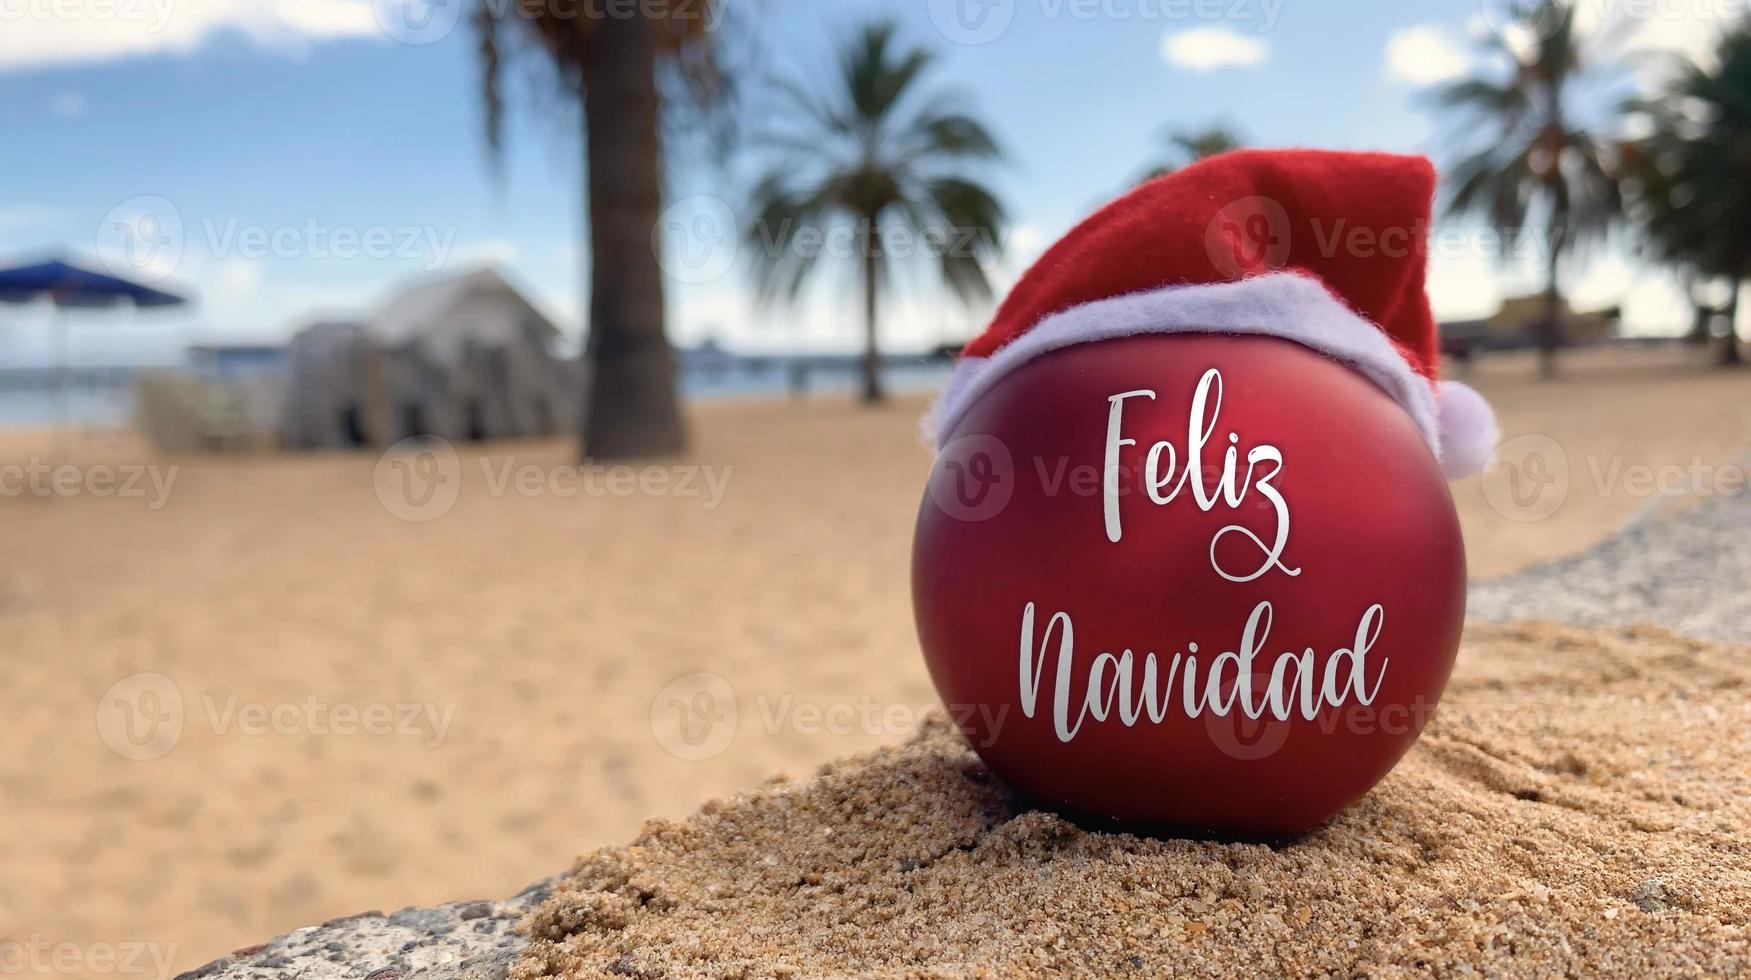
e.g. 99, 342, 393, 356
913, 333, 1466, 839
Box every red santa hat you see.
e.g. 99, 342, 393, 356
930, 148, 1498, 478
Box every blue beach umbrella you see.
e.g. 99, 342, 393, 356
0, 258, 189, 309
0, 256, 192, 449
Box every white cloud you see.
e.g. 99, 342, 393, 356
1160, 27, 1269, 72
1385, 25, 1472, 87
0, 0, 381, 74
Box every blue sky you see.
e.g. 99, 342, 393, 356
0, 0, 1734, 366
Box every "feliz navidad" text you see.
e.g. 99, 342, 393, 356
1017, 368, 1389, 741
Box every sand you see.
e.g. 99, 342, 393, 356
1471, 486, 1751, 643
1447, 346, 1751, 577
515, 622, 1751, 979
2, 345, 1749, 975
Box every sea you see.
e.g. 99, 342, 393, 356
0, 359, 957, 430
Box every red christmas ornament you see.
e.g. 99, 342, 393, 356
912, 150, 1496, 839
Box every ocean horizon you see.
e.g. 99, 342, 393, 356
0, 359, 956, 431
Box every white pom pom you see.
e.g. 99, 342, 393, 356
1436, 380, 1497, 479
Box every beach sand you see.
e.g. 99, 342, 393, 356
2, 345, 1748, 975
515, 622, 1751, 979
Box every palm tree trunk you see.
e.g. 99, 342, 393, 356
577, 15, 687, 460
1687, 295, 1711, 346
859, 219, 885, 404
1720, 279, 1743, 367
1538, 213, 1567, 381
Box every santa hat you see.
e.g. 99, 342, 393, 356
930, 149, 1497, 479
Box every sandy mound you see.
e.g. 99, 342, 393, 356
12, 350, 1751, 973
514, 622, 1750, 979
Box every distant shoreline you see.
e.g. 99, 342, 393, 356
0, 360, 956, 432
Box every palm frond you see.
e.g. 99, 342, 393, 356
841, 21, 935, 127
1433, 0, 1629, 294
894, 112, 1003, 163
767, 76, 853, 140
745, 20, 1008, 314
1624, 24, 1751, 281
469, 0, 731, 171
1431, 78, 1530, 127
1446, 145, 1534, 232
1136, 123, 1244, 185
746, 173, 843, 305
918, 176, 1007, 305
474, 4, 505, 176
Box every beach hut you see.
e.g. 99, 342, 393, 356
277, 268, 574, 448
278, 321, 382, 448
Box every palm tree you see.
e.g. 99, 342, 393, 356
1139, 124, 1245, 183
474, 2, 724, 459
1623, 25, 1751, 366
1433, 0, 1622, 378
746, 21, 1006, 404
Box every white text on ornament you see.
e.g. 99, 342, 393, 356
1017, 600, 1388, 743
1102, 368, 1299, 583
